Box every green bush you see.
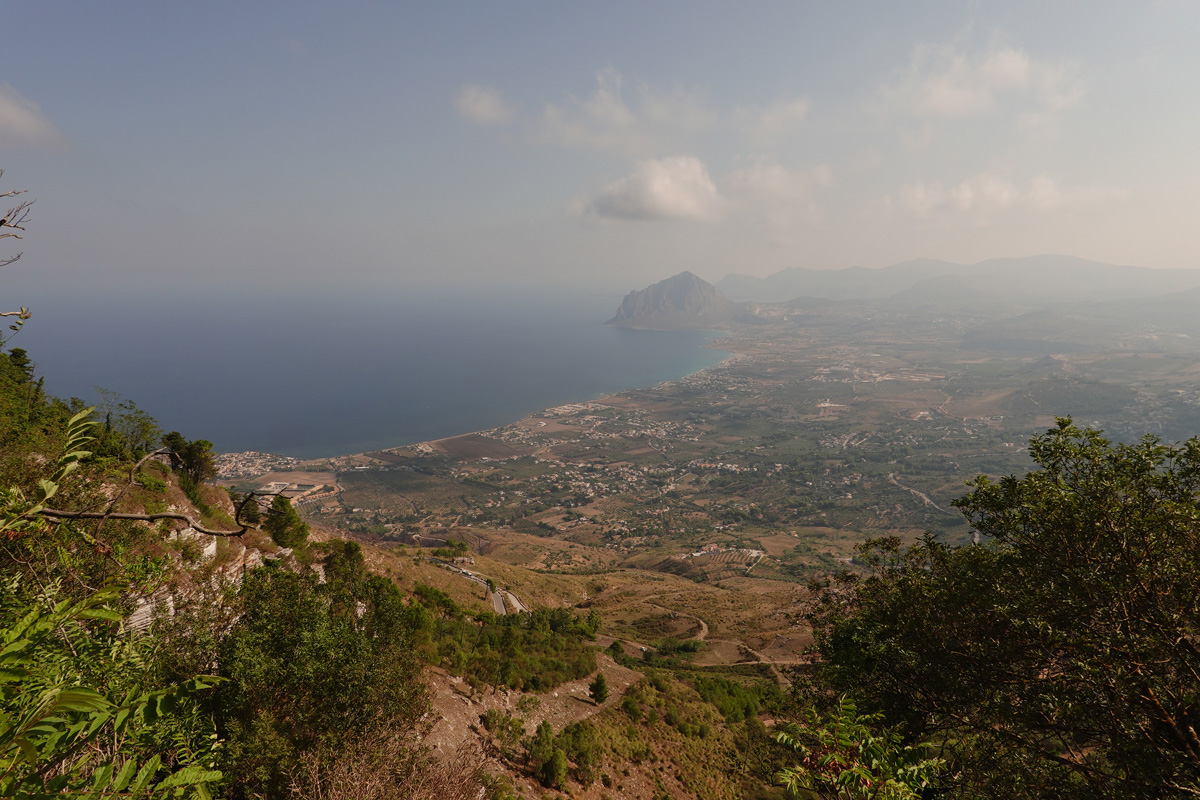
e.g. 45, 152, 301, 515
215, 567, 425, 797
0, 579, 223, 798
540, 749, 568, 789
262, 495, 308, 548
481, 709, 524, 753
694, 675, 770, 723
621, 695, 642, 721
134, 472, 168, 493
409, 596, 598, 692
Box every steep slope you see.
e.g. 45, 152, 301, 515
607, 271, 744, 329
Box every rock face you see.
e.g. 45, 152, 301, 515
607, 271, 742, 329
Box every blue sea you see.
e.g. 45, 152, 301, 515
15, 287, 728, 458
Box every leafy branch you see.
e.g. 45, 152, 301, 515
0, 584, 224, 798
775, 696, 943, 800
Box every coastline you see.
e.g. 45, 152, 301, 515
376, 333, 740, 459
218, 329, 740, 472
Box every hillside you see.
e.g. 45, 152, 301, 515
607, 271, 748, 329
16, 239, 1200, 798
0, 342, 794, 800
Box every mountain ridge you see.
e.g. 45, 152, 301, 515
716, 255, 1200, 304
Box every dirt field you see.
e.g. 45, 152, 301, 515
754, 533, 802, 557
250, 470, 337, 488
431, 433, 531, 460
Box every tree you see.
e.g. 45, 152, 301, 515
775, 696, 942, 800
811, 419, 1200, 799
5, 347, 32, 380
527, 720, 555, 773
323, 538, 366, 589
0, 173, 33, 344
540, 749, 568, 790
92, 392, 163, 460
215, 567, 426, 798
230, 490, 261, 525
589, 671, 609, 705
162, 431, 216, 485
263, 494, 308, 548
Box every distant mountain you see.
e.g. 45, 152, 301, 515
718, 256, 1200, 306
957, 256, 1200, 304
718, 259, 958, 302
963, 284, 1200, 354
607, 271, 745, 329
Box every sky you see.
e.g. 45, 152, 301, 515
2, 1, 1200, 296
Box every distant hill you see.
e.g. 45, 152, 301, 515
718, 259, 958, 302
963, 284, 1200, 354
607, 271, 746, 329
718, 255, 1200, 306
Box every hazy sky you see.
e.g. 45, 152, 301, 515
2, 1, 1199, 293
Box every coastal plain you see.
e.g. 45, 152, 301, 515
218, 275, 1200, 677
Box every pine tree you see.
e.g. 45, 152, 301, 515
589, 671, 609, 705
264, 494, 309, 548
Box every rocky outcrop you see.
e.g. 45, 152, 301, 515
607, 271, 744, 329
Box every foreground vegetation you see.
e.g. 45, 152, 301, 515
808, 420, 1200, 798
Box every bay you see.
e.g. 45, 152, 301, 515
15, 287, 728, 458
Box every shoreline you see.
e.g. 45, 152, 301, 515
374, 334, 741, 459
220, 330, 741, 469
412, 341, 744, 457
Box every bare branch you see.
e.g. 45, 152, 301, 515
91, 447, 173, 535
35, 508, 251, 538
32, 489, 282, 539
0, 170, 24, 200
1, 172, 31, 284
0, 198, 32, 239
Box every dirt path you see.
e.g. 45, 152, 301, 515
888, 472, 952, 514
424, 653, 642, 755
641, 600, 795, 686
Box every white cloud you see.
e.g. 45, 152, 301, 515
463, 71, 806, 157
0, 83, 67, 150
881, 43, 1083, 119
893, 172, 1124, 221
538, 68, 714, 156
585, 156, 721, 222
454, 84, 514, 126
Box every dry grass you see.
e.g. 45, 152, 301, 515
289, 727, 486, 800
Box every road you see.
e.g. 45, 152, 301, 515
500, 589, 528, 614
430, 558, 528, 617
